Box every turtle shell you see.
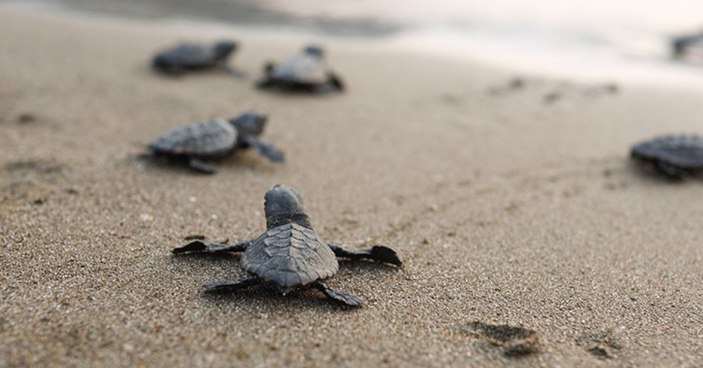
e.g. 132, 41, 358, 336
154, 44, 216, 68
240, 222, 338, 294
271, 54, 329, 85
631, 135, 703, 169
150, 119, 237, 157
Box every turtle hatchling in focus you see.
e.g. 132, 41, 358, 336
630, 135, 703, 179
173, 184, 402, 307
257, 45, 344, 93
152, 40, 237, 75
148, 112, 284, 174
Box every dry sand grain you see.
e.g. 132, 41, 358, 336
2, 6, 703, 367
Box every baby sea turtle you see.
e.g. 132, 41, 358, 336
173, 184, 402, 307
671, 32, 703, 59
153, 40, 237, 75
257, 45, 344, 93
148, 112, 284, 174
631, 135, 703, 179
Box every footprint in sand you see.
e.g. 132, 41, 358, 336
487, 76, 619, 105
3, 112, 51, 127
486, 77, 526, 96
576, 330, 622, 359
462, 321, 541, 357
4, 159, 65, 178
2, 159, 68, 203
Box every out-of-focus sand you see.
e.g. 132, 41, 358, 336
2, 6, 703, 367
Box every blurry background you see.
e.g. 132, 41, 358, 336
4, 0, 703, 82
3, 2, 703, 367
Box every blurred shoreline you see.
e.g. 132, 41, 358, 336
6, 0, 703, 87
6, 0, 703, 85
0, 0, 404, 37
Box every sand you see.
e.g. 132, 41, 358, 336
2, 6, 703, 367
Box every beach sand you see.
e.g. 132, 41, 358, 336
1, 6, 703, 367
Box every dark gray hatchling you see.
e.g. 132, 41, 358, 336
173, 184, 402, 307
630, 135, 703, 180
671, 32, 703, 58
257, 45, 344, 93
148, 112, 284, 174
152, 40, 237, 75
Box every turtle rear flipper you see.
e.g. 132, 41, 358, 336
204, 277, 260, 292
244, 136, 285, 162
314, 282, 363, 307
188, 158, 217, 174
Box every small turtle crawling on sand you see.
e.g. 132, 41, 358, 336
257, 45, 344, 93
631, 135, 703, 179
152, 40, 237, 75
173, 185, 402, 307
148, 112, 284, 174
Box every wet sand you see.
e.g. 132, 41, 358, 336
2, 6, 703, 367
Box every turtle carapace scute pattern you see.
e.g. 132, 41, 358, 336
257, 45, 344, 93
241, 222, 338, 294
630, 135, 703, 179
153, 40, 237, 75
172, 184, 402, 307
148, 112, 284, 174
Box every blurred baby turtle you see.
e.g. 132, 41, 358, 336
671, 32, 703, 59
257, 45, 344, 93
148, 112, 284, 174
153, 40, 237, 75
631, 135, 703, 179
173, 184, 402, 307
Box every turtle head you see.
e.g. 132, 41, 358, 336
264, 185, 307, 227
303, 45, 324, 58
213, 40, 237, 60
229, 112, 267, 136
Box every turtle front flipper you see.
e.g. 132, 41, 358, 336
256, 62, 277, 88
328, 244, 402, 266
204, 276, 260, 292
188, 158, 217, 174
243, 136, 285, 162
327, 72, 344, 91
656, 161, 687, 180
172, 240, 251, 255
264, 62, 275, 76
314, 282, 363, 307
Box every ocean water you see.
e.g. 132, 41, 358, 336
5, 0, 703, 83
